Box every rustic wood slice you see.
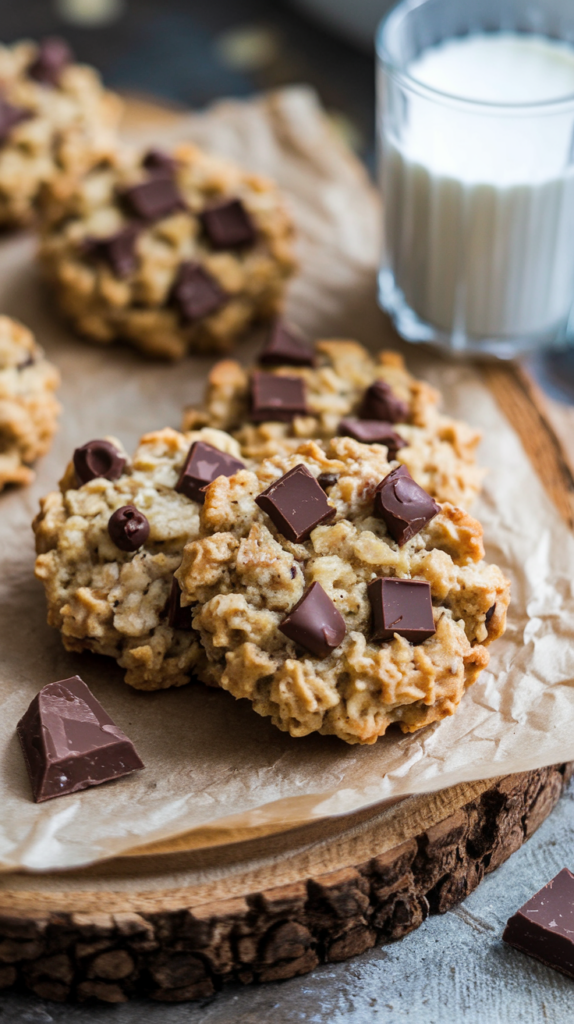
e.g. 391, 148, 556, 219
0, 763, 570, 1003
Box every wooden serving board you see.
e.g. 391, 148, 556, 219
2, 97, 574, 1005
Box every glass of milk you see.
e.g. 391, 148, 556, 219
377, 0, 574, 357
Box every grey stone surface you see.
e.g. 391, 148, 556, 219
2, 779, 573, 1023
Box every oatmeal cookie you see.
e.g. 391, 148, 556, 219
33, 426, 247, 690
0, 316, 60, 490
38, 142, 297, 358
0, 37, 121, 227
182, 334, 484, 508
176, 437, 509, 745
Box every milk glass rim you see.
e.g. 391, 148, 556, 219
376, 0, 574, 114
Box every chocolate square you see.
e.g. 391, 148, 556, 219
83, 225, 140, 279
175, 440, 244, 503
200, 198, 256, 249
279, 582, 346, 658
0, 100, 32, 145
259, 321, 316, 367
17, 676, 144, 803
251, 371, 308, 423
255, 464, 336, 543
338, 417, 407, 457
367, 577, 435, 644
374, 465, 440, 546
29, 37, 72, 87
142, 149, 177, 177
503, 869, 574, 979
121, 177, 183, 222
171, 262, 227, 322
359, 380, 409, 423
167, 576, 193, 630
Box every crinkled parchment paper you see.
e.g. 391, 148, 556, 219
1, 88, 573, 872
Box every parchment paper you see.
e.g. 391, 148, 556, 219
1, 88, 574, 872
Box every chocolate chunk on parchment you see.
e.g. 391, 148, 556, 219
0, 99, 32, 144
108, 505, 150, 552
280, 582, 346, 658
73, 439, 126, 485
259, 320, 315, 367
367, 577, 435, 644
29, 37, 73, 86
171, 262, 227, 322
256, 464, 336, 542
175, 440, 244, 503
200, 198, 256, 249
503, 869, 574, 979
374, 465, 440, 545
83, 224, 140, 279
359, 380, 409, 423
338, 417, 407, 457
167, 576, 193, 630
250, 371, 308, 423
17, 675, 144, 803
121, 176, 183, 222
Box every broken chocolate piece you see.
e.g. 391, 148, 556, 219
359, 380, 409, 423
200, 198, 256, 249
121, 177, 182, 222
108, 505, 149, 552
175, 440, 244, 503
280, 582, 346, 658
29, 37, 73, 87
250, 371, 308, 423
171, 262, 227, 322
503, 869, 574, 979
73, 439, 126, 485
338, 417, 407, 457
142, 148, 177, 176
317, 472, 338, 492
17, 675, 144, 803
374, 465, 440, 546
256, 464, 336, 543
367, 577, 435, 644
259, 321, 316, 367
485, 603, 496, 624
167, 576, 193, 630
0, 99, 32, 144
83, 224, 140, 279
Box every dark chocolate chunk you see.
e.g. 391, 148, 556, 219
250, 371, 308, 423
83, 224, 140, 279
374, 465, 440, 546
279, 581, 346, 658
367, 577, 435, 644
485, 603, 496, 624
317, 472, 338, 492
121, 176, 183, 222
503, 869, 574, 979
73, 439, 126, 485
175, 440, 244, 503
359, 380, 409, 423
142, 148, 177, 176
256, 464, 336, 543
338, 417, 407, 457
167, 576, 193, 630
17, 675, 144, 803
200, 198, 256, 249
0, 99, 32, 144
17, 354, 35, 371
171, 262, 227, 322
108, 505, 150, 552
259, 321, 316, 367
29, 37, 73, 87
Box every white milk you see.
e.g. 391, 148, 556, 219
381, 34, 574, 340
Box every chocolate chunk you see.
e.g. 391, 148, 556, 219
0, 99, 32, 144
367, 577, 435, 644
503, 869, 574, 979
251, 371, 308, 423
17, 354, 35, 371
17, 675, 144, 803
279, 582, 346, 658
338, 417, 407, 457
167, 576, 193, 630
317, 472, 338, 492
200, 198, 256, 249
359, 380, 409, 423
73, 439, 126, 485
108, 505, 150, 552
175, 440, 244, 503
485, 603, 496, 623
256, 464, 336, 543
374, 465, 440, 546
142, 149, 177, 176
171, 262, 227, 322
83, 224, 140, 279
29, 37, 73, 87
121, 177, 183, 222
259, 321, 316, 367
